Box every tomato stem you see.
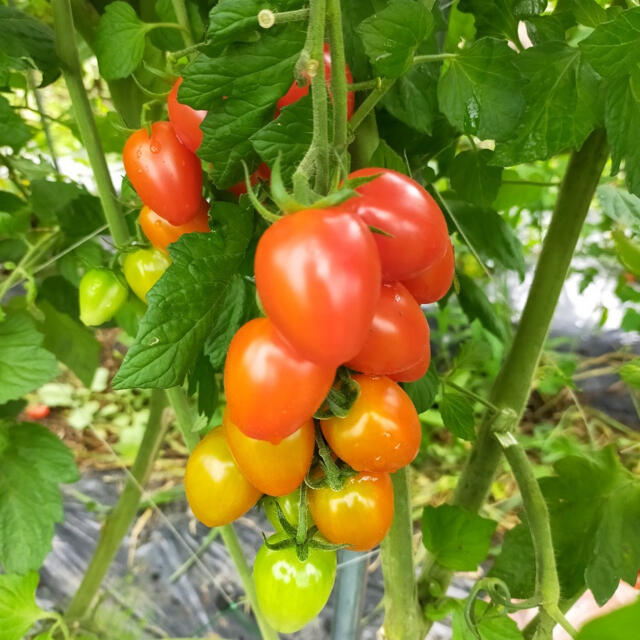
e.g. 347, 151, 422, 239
412, 52, 457, 64
327, 0, 349, 159
348, 79, 394, 132
258, 8, 310, 28
168, 0, 194, 46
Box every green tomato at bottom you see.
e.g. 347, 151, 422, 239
123, 247, 171, 303
253, 533, 337, 633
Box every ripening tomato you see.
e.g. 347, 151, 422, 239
347, 282, 430, 376
123, 248, 171, 303
223, 411, 315, 496
139, 200, 210, 254
167, 77, 207, 153
390, 344, 431, 383
309, 472, 393, 551
337, 168, 449, 281
25, 404, 50, 420
123, 121, 203, 225
402, 240, 455, 304
224, 318, 335, 442
321, 375, 421, 473
255, 208, 381, 367
275, 43, 355, 119
228, 163, 272, 197
184, 428, 261, 527
253, 533, 337, 633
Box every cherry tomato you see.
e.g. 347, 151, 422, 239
276, 43, 355, 119
347, 282, 430, 376
263, 489, 310, 532
635, 571, 640, 589
390, 344, 431, 383
402, 240, 455, 304
167, 77, 207, 153
255, 208, 381, 367
337, 168, 449, 281
25, 404, 50, 420
321, 375, 421, 473
223, 411, 315, 496
253, 533, 337, 633
123, 121, 203, 225
79, 268, 128, 326
185, 428, 261, 527
139, 200, 210, 254
309, 472, 393, 551
228, 163, 271, 197
224, 318, 335, 442
123, 248, 171, 303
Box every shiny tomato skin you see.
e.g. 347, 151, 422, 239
253, 533, 337, 633
184, 428, 261, 527
228, 163, 271, 197
224, 318, 335, 442
255, 208, 381, 367
402, 240, 455, 304
123, 121, 203, 225
338, 168, 449, 281
275, 44, 355, 119
167, 77, 207, 153
139, 200, 210, 254
223, 411, 315, 496
309, 472, 393, 551
347, 281, 430, 376
390, 344, 431, 383
321, 375, 421, 473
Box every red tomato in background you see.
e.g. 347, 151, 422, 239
25, 404, 50, 420
228, 163, 272, 197
347, 282, 430, 376
321, 375, 421, 473
390, 344, 431, 383
309, 472, 394, 551
139, 200, 210, 254
224, 318, 335, 442
184, 428, 261, 527
223, 411, 315, 496
402, 240, 455, 304
167, 77, 207, 153
123, 122, 203, 225
276, 43, 355, 119
255, 208, 381, 367
337, 168, 449, 281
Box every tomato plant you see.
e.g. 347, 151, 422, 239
122, 248, 171, 303
78, 268, 128, 326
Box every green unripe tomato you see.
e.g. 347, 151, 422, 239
253, 533, 336, 633
79, 268, 128, 326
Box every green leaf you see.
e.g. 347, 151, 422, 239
576, 598, 640, 640
438, 38, 525, 142
494, 42, 601, 166
422, 504, 497, 570
402, 362, 439, 413
0, 572, 47, 640
448, 200, 525, 278
557, 0, 608, 28
450, 150, 503, 208
0, 422, 78, 573
456, 273, 507, 340
0, 95, 32, 152
0, 312, 58, 405
619, 359, 640, 389
357, 0, 433, 78
0, 6, 60, 86
440, 392, 475, 440
603, 69, 640, 197
580, 7, 640, 79
451, 600, 523, 640
597, 184, 640, 234
369, 139, 407, 174
0, 191, 29, 238
622, 307, 640, 332
95, 2, 149, 80
458, 0, 545, 41
113, 203, 254, 389
342, 0, 387, 81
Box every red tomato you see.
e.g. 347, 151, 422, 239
184, 428, 261, 527
139, 200, 210, 253
402, 240, 455, 304
255, 208, 381, 367
347, 282, 430, 376
224, 318, 335, 442
275, 43, 355, 119
337, 168, 449, 281
321, 375, 421, 473
25, 404, 50, 420
167, 77, 207, 153
223, 411, 315, 496
309, 472, 393, 551
228, 163, 272, 197
390, 344, 431, 383
123, 121, 203, 225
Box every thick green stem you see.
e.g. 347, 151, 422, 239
165, 386, 200, 450
413, 53, 456, 64
380, 468, 424, 640
51, 0, 130, 248
348, 79, 394, 132
169, 0, 194, 46
327, 0, 348, 159
65, 389, 167, 623
28, 72, 60, 173
419, 130, 609, 626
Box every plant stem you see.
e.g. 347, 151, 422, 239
413, 53, 457, 64
51, 0, 130, 248
348, 79, 394, 132
65, 389, 168, 623
28, 72, 60, 173
444, 379, 501, 412
418, 130, 609, 628
502, 180, 562, 187
165, 386, 200, 450
258, 8, 310, 28
169, 0, 194, 46
347, 79, 383, 92
380, 467, 424, 640
327, 0, 348, 160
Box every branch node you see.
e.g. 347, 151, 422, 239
257, 9, 275, 29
